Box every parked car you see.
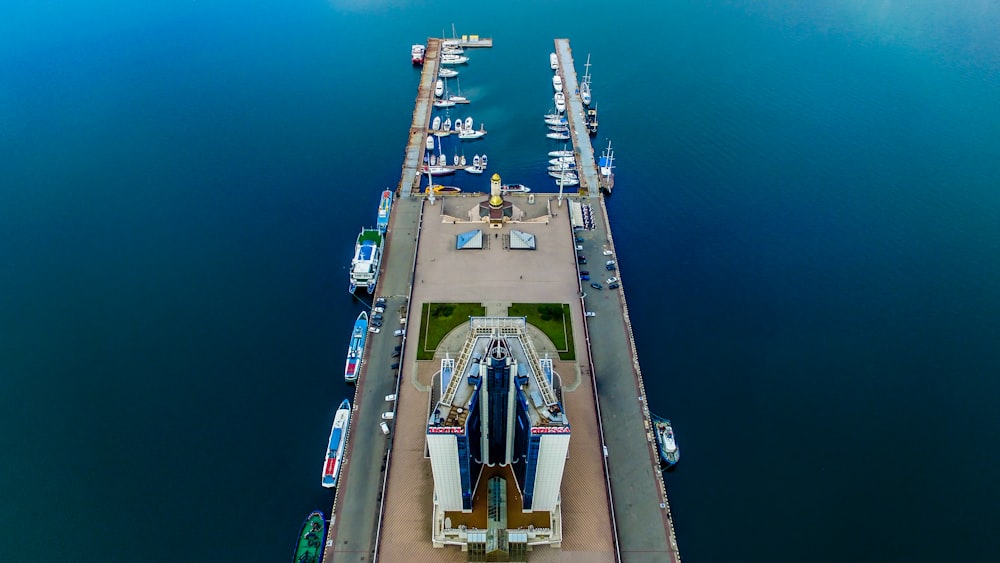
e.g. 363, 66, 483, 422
578, 257, 587, 264
585, 311, 596, 317
576, 245, 584, 251
391, 350, 400, 357
385, 394, 396, 402
390, 362, 400, 369
371, 319, 383, 328
375, 296, 386, 305
393, 329, 405, 337
580, 270, 589, 275
372, 312, 383, 321
606, 260, 616, 266
368, 326, 380, 334
606, 277, 619, 285
394, 344, 402, 352
575, 237, 584, 243
374, 306, 385, 314
381, 411, 394, 420
590, 282, 602, 290
608, 282, 620, 289
603, 249, 613, 256
379, 421, 390, 435
580, 275, 590, 281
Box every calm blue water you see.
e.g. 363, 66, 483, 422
2, 1, 999, 561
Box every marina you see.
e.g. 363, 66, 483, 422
322, 35, 680, 563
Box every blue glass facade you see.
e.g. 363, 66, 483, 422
486, 355, 510, 464
456, 434, 473, 510
522, 435, 541, 510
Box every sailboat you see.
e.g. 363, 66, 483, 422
581, 53, 593, 106
448, 76, 470, 104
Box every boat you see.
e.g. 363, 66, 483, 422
459, 155, 467, 166
501, 184, 531, 193
552, 174, 580, 187
438, 67, 458, 78
552, 74, 563, 92
549, 157, 574, 165
549, 52, 559, 71
463, 116, 473, 130
411, 44, 426, 66
653, 416, 680, 467
433, 98, 456, 108
554, 91, 566, 113
349, 228, 383, 294
425, 135, 435, 151
598, 139, 616, 192
548, 124, 569, 132
465, 165, 484, 175
549, 170, 579, 180
433, 185, 462, 194
472, 154, 481, 168
447, 77, 469, 104
440, 54, 469, 65
431, 116, 441, 131
581, 53, 593, 106
548, 149, 574, 158
435, 79, 444, 97
291, 510, 326, 563
586, 107, 599, 136
344, 311, 369, 383
422, 164, 455, 176
548, 164, 575, 173
443, 117, 452, 131
481, 154, 488, 167
441, 46, 464, 55
544, 116, 567, 126
322, 399, 351, 488
543, 113, 562, 121
546, 131, 570, 140
459, 128, 485, 140
376, 189, 392, 235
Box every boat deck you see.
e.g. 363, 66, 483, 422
554, 40, 600, 198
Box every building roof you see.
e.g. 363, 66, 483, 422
508, 230, 536, 250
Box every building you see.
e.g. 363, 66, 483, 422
427, 317, 571, 559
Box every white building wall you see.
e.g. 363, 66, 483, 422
531, 433, 570, 512
427, 433, 463, 511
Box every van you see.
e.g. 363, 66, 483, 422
381, 411, 394, 420
379, 421, 390, 435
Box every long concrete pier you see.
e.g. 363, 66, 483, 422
324, 36, 681, 563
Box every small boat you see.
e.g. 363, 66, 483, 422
472, 154, 481, 169
452, 154, 460, 166
423, 165, 455, 176
459, 128, 486, 140
464, 166, 484, 175
431, 116, 441, 131
481, 154, 488, 167
554, 91, 566, 113
552, 174, 580, 187
544, 116, 567, 126
463, 116, 473, 130
442, 117, 452, 131
501, 184, 531, 193
429, 154, 436, 166
459, 155, 467, 166
435, 79, 444, 97
433, 98, 456, 108
550, 157, 575, 165
549, 52, 559, 71
322, 399, 351, 487
546, 131, 570, 140
425, 136, 435, 151
548, 124, 569, 132
549, 170, 579, 180
411, 44, 426, 66
653, 416, 680, 467
586, 107, 599, 136
548, 149, 574, 158
438, 67, 458, 78
441, 46, 464, 55
552, 74, 563, 92
376, 189, 392, 235
548, 164, 575, 173
453, 120, 462, 132
433, 185, 462, 194
543, 113, 562, 121
344, 311, 369, 382
291, 510, 326, 563
581, 53, 593, 106
440, 54, 469, 65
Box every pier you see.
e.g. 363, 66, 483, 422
324, 36, 681, 563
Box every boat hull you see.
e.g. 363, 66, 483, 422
291, 511, 326, 563
322, 400, 352, 488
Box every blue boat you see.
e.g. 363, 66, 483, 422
322, 399, 351, 488
376, 189, 392, 235
344, 311, 368, 383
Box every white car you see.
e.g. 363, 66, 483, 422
385, 394, 396, 402
603, 249, 613, 256
368, 326, 380, 333
606, 277, 619, 285
379, 421, 390, 435
381, 411, 394, 420
585, 311, 596, 317
393, 329, 405, 337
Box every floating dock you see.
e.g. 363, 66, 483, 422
324, 36, 682, 563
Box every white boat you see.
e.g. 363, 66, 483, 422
433, 98, 456, 108
459, 127, 486, 140
321, 399, 352, 488
463, 116, 473, 130
453, 120, 462, 132
425, 136, 435, 151
554, 91, 566, 113
349, 228, 383, 294
543, 113, 562, 120
546, 131, 570, 140
472, 154, 481, 168
549, 157, 574, 165
441, 46, 464, 55
552, 74, 563, 92
549, 52, 559, 71
548, 149, 574, 158
438, 67, 458, 78
548, 164, 575, 173
452, 154, 460, 166
447, 77, 469, 104
553, 176, 579, 187
598, 139, 616, 192
460, 155, 467, 166
435, 79, 444, 97
481, 154, 488, 167
431, 116, 441, 130
549, 170, 579, 180
411, 44, 426, 66
501, 184, 531, 193
443, 117, 452, 131
544, 116, 567, 126
581, 53, 593, 106
440, 54, 469, 65
548, 124, 569, 132
423, 165, 455, 176
429, 154, 437, 166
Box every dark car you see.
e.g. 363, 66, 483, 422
372, 312, 383, 321
394, 345, 402, 352
580, 275, 590, 281
608, 283, 620, 289
371, 319, 383, 328
575, 237, 584, 243
590, 282, 602, 290
390, 362, 400, 369
580, 270, 589, 275
606, 264, 616, 271
392, 350, 400, 357
578, 257, 587, 264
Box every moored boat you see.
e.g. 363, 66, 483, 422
433, 98, 456, 108
501, 183, 531, 193
581, 53, 593, 106
653, 416, 680, 467
431, 116, 441, 131
291, 511, 326, 563
349, 228, 383, 294
425, 135, 435, 151
440, 54, 469, 65
435, 79, 444, 97
322, 399, 351, 488
598, 139, 616, 192
586, 107, 599, 136
548, 149, 574, 158
422, 164, 455, 176
377, 189, 392, 235
549, 157, 575, 166
411, 44, 426, 66
438, 67, 458, 78
552, 74, 563, 92
554, 91, 566, 113
549, 52, 559, 70
544, 116, 567, 126
344, 311, 369, 383
546, 131, 570, 140
433, 185, 462, 194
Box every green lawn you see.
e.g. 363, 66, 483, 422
416, 302, 487, 360
508, 303, 576, 361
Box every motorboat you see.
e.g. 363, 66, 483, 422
459, 126, 486, 140
440, 54, 469, 65
552, 74, 563, 92
452, 154, 460, 166
481, 154, 488, 167
586, 107, 599, 136
443, 117, 452, 131
549, 157, 575, 166
501, 184, 531, 193
548, 163, 575, 173
463, 116, 473, 130
423, 165, 456, 176
438, 67, 458, 78
425, 135, 435, 151
459, 155, 467, 166
431, 116, 441, 131
549, 52, 559, 71
546, 131, 570, 140
411, 44, 426, 66
435, 79, 444, 97
433, 98, 456, 108
548, 149, 574, 158
554, 91, 566, 113
472, 154, 481, 168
